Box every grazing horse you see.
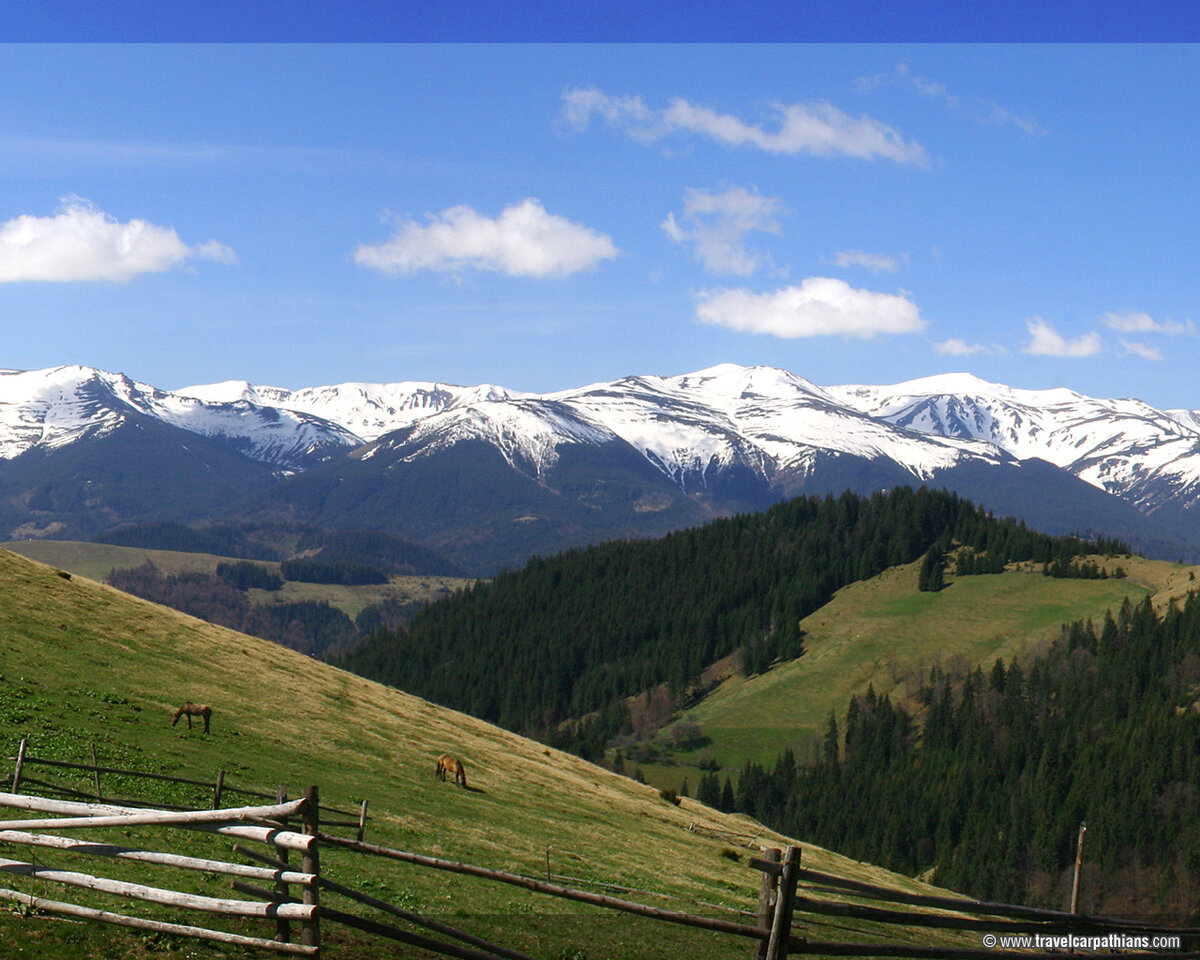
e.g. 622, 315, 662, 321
436, 753, 467, 788
172, 702, 212, 734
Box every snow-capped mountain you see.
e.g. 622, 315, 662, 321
3, 361, 1200, 568
547, 364, 1007, 493
178, 379, 523, 443
828, 373, 1200, 512
0, 365, 359, 470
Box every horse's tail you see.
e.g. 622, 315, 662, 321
456, 760, 467, 788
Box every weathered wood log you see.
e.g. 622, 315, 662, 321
0, 886, 317, 956
321, 874, 538, 960
273, 785, 292, 945
0, 855, 316, 918
0, 791, 305, 830
357, 799, 368, 842
11, 739, 26, 794
0, 829, 314, 885
319, 833, 769, 942
766, 845, 801, 960
790, 866, 1198, 933
755, 847, 781, 960
300, 785, 319, 952
0, 791, 314, 850
793, 896, 1151, 934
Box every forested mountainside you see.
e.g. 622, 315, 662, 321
334, 487, 1123, 748
712, 592, 1200, 919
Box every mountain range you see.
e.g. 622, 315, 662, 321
2, 362, 1198, 572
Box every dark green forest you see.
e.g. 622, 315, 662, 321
335, 487, 1120, 746
697, 594, 1200, 918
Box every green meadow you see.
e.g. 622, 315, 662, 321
0, 548, 981, 959
648, 556, 1195, 789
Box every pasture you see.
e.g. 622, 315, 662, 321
0, 548, 972, 959
647, 556, 1193, 788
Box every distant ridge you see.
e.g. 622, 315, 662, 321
0, 362, 1197, 569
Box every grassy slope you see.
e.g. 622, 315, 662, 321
0, 549, 978, 959
2, 540, 473, 619
648, 556, 1196, 789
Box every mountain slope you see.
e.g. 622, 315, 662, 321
0, 547, 970, 958
655, 555, 1185, 782
335, 487, 1122, 743
5, 362, 1200, 567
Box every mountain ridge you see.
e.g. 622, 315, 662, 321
2, 362, 1199, 568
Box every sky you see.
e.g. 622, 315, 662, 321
1, 36, 1199, 408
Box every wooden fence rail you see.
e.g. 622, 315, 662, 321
318, 831, 780, 947
748, 855, 1200, 959
4, 739, 369, 834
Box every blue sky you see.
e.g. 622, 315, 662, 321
2, 41, 1199, 407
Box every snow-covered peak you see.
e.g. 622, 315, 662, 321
178, 378, 528, 441
0, 365, 358, 468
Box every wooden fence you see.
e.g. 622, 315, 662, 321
5, 739, 1199, 959
749, 849, 1200, 959
0, 788, 320, 955
4, 738, 370, 839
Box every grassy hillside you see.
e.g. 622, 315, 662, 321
2, 539, 472, 619
0, 548, 979, 959
643, 556, 1195, 790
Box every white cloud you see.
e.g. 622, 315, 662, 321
832, 249, 901, 273
1023, 318, 1102, 358
563, 87, 929, 167
856, 64, 1043, 136
933, 338, 1005, 357
661, 186, 782, 276
981, 101, 1044, 136
1101, 310, 1193, 336
1119, 339, 1163, 361
353, 198, 619, 278
0, 197, 236, 283
695, 277, 925, 339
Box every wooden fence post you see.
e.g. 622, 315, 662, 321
275, 785, 291, 945
301, 785, 320, 956
357, 799, 368, 842
90, 743, 102, 799
765, 845, 801, 960
755, 848, 781, 959
213, 770, 225, 810
1069, 821, 1086, 915
12, 739, 27, 794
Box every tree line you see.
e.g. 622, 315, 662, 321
335, 486, 1118, 750
696, 593, 1200, 918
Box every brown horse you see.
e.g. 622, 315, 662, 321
435, 753, 467, 788
172, 702, 212, 734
